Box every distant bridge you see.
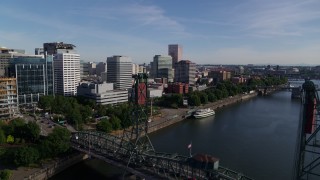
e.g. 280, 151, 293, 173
70, 131, 253, 180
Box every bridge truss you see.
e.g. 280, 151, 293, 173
295, 80, 320, 179
71, 131, 253, 180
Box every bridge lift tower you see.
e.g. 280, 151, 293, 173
295, 80, 320, 179
120, 73, 155, 172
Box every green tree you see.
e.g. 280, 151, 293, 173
214, 89, 223, 100
52, 95, 66, 114
199, 92, 208, 104
189, 94, 201, 106
109, 116, 122, 130
6, 135, 14, 144
0, 169, 11, 180
80, 105, 93, 123
24, 122, 40, 142
207, 92, 217, 102
38, 95, 54, 112
96, 119, 112, 133
216, 82, 227, 91
13, 147, 39, 166
38, 139, 52, 159
47, 127, 71, 156
66, 108, 82, 130
171, 94, 183, 107
96, 104, 107, 117
6, 118, 24, 137
0, 129, 5, 144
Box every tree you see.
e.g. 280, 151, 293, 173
189, 94, 201, 106
6, 135, 14, 144
66, 108, 82, 130
207, 92, 217, 102
38, 95, 54, 112
0, 129, 6, 144
199, 92, 208, 104
80, 105, 93, 123
96, 104, 107, 117
214, 89, 223, 100
24, 122, 40, 142
109, 116, 122, 130
47, 127, 71, 156
38, 139, 53, 159
6, 118, 24, 137
0, 169, 11, 180
96, 119, 112, 133
171, 94, 183, 107
13, 147, 39, 166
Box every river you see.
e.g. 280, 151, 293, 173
51, 90, 301, 180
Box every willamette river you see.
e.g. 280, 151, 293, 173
51, 90, 302, 180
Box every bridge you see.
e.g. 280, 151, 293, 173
70, 131, 253, 180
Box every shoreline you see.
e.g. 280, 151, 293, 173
147, 92, 258, 134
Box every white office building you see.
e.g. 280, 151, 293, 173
53, 49, 80, 96
107, 55, 132, 90
77, 82, 128, 105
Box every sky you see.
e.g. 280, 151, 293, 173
1, 0, 320, 65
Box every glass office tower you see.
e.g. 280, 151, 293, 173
10, 55, 54, 105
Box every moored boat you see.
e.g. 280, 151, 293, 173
193, 108, 215, 118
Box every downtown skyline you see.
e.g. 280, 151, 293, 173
1, 0, 320, 65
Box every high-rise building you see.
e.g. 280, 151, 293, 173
87, 62, 96, 75
35, 48, 44, 55
168, 44, 183, 67
132, 63, 140, 75
43, 42, 75, 55
107, 55, 132, 90
96, 62, 106, 76
151, 55, 174, 82
174, 60, 196, 85
0, 78, 18, 119
0, 47, 26, 77
44, 42, 80, 96
10, 55, 54, 104
208, 70, 231, 85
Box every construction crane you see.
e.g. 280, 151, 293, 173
295, 79, 320, 179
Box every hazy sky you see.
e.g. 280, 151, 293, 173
1, 0, 320, 65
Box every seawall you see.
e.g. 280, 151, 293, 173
23, 153, 88, 180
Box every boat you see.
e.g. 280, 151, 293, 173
193, 108, 215, 118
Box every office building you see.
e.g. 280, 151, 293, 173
107, 56, 132, 90
35, 48, 44, 55
168, 44, 183, 67
77, 82, 128, 105
43, 42, 75, 55
132, 63, 140, 75
165, 83, 189, 94
208, 70, 231, 85
10, 55, 54, 104
44, 42, 80, 96
0, 47, 26, 77
174, 60, 196, 85
151, 55, 174, 82
87, 62, 96, 75
96, 62, 106, 76
0, 78, 18, 119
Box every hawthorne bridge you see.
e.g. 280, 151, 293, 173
70, 130, 253, 180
